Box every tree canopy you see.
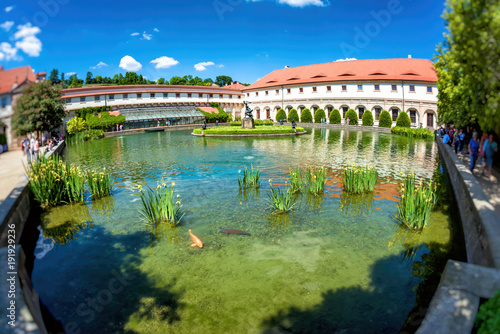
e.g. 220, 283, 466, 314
434, 0, 500, 134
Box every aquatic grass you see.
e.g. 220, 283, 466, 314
303, 166, 327, 195
289, 167, 304, 193
396, 172, 438, 230
138, 181, 184, 227
238, 165, 260, 189
267, 180, 297, 214
342, 163, 378, 193
85, 168, 113, 199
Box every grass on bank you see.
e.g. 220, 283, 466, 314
192, 125, 305, 135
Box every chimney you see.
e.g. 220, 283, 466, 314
408, 55, 412, 59
284, 65, 290, 69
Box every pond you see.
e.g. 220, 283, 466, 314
31, 128, 465, 333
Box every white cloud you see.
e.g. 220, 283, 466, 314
335, 58, 357, 62
150, 56, 179, 69
66, 72, 76, 76
15, 36, 42, 56
5, 6, 13, 13
248, 0, 328, 7
119, 56, 142, 71
217, 64, 224, 68
141, 31, 152, 40
131, 32, 140, 36
154, 28, 159, 32
194, 61, 215, 71
0, 21, 14, 32
0, 42, 18, 61
14, 23, 41, 40
91, 61, 109, 69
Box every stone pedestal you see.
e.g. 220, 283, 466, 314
242, 118, 255, 129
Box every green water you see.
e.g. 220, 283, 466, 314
31, 128, 464, 333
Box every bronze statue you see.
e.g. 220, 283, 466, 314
244, 101, 253, 119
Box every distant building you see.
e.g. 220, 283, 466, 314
0, 65, 46, 148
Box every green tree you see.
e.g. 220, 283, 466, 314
329, 109, 341, 124
66, 117, 87, 134
85, 71, 94, 85
276, 109, 287, 122
396, 111, 411, 127
60, 73, 66, 88
300, 108, 313, 123
169, 76, 187, 85
157, 78, 166, 85
203, 78, 214, 85
345, 109, 358, 125
288, 109, 299, 122
215, 75, 232, 87
379, 110, 392, 128
362, 110, 374, 126
434, 0, 500, 134
49, 69, 60, 85
12, 81, 65, 135
68, 74, 83, 88
314, 108, 326, 123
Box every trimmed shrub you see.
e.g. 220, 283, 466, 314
391, 126, 435, 140
230, 121, 242, 126
379, 110, 392, 128
345, 109, 358, 125
476, 289, 500, 333
192, 126, 305, 135
288, 109, 299, 122
362, 110, 374, 126
300, 108, 313, 123
264, 120, 274, 126
86, 112, 125, 131
254, 120, 264, 126
276, 109, 287, 122
329, 109, 341, 124
314, 108, 326, 123
396, 111, 411, 127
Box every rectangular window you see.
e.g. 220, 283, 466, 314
299, 87, 304, 93
109, 95, 114, 100
427, 113, 434, 127
176, 93, 180, 98
358, 84, 363, 91
220, 94, 224, 98
163, 93, 168, 98
391, 85, 397, 92
342, 85, 347, 91
265, 91, 269, 96
326, 86, 331, 92
409, 85, 415, 92
287, 88, 291, 94
375, 108, 381, 120
137, 93, 142, 99
247, 93, 250, 97
150, 93, 155, 98
209, 94, 213, 98
65, 98, 71, 104
229, 95, 232, 99
374, 84, 380, 91
123, 94, 128, 99
312, 87, 317, 92
80, 97, 85, 102
95, 96, 100, 101
187, 93, 192, 98
427, 86, 433, 93
276, 89, 279, 95
255, 92, 259, 97
358, 107, 365, 119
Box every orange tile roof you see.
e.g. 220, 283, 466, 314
224, 83, 247, 91
0, 65, 37, 94
199, 107, 219, 114
245, 58, 437, 91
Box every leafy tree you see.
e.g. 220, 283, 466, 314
86, 112, 125, 130
345, 109, 358, 125
379, 110, 392, 128
396, 111, 411, 127
215, 75, 232, 87
169, 76, 187, 85
66, 117, 87, 134
68, 74, 83, 88
12, 81, 65, 135
435, 0, 500, 134
204, 78, 213, 85
288, 109, 299, 122
94, 76, 104, 84
362, 110, 374, 126
157, 78, 166, 85
85, 71, 94, 85
60, 73, 66, 88
49, 69, 60, 85
300, 108, 313, 123
276, 109, 287, 122
329, 109, 341, 124
314, 108, 326, 123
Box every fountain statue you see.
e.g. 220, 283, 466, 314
242, 101, 255, 129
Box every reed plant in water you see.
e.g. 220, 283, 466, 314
85, 168, 113, 199
342, 163, 378, 193
238, 165, 260, 189
304, 166, 327, 195
267, 180, 296, 214
289, 167, 304, 193
138, 181, 184, 227
397, 172, 437, 229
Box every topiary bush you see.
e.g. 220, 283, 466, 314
362, 110, 374, 126
314, 108, 326, 123
379, 110, 392, 128
288, 109, 299, 122
345, 109, 358, 125
475, 289, 500, 334
396, 111, 411, 127
329, 109, 341, 124
276, 109, 287, 122
301, 108, 313, 123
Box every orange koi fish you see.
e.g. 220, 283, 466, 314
189, 229, 204, 248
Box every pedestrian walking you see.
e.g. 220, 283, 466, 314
458, 129, 465, 154
468, 133, 480, 173
482, 133, 498, 177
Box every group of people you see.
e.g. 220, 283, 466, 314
115, 124, 124, 131
439, 126, 498, 176
22, 134, 62, 163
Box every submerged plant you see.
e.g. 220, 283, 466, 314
397, 172, 438, 230
267, 181, 296, 214
85, 168, 112, 199
342, 163, 378, 193
303, 166, 327, 195
238, 165, 260, 189
138, 181, 184, 227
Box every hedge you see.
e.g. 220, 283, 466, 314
276, 109, 287, 122
288, 109, 299, 122
345, 109, 358, 125
314, 108, 326, 123
192, 126, 305, 135
230, 121, 242, 126
379, 110, 392, 128
396, 111, 411, 127
329, 109, 341, 124
73, 106, 109, 119
362, 110, 374, 126
86, 112, 125, 130
300, 108, 313, 123
198, 102, 231, 123
391, 126, 435, 140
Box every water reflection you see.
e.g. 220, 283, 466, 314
145, 223, 185, 248
239, 187, 260, 206
267, 212, 293, 234
41, 203, 93, 245
302, 193, 324, 214
338, 191, 374, 216
90, 195, 116, 216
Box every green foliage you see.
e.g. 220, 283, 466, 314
264, 120, 274, 126
343, 164, 378, 194
73, 106, 108, 119
300, 108, 313, 123
303, 166, 327, 195
345, 109, 358, 125
67, 129, 105, 145
267, 181, 297, 214
192, 126, 304, 135
0, 133, 6, 145
379, 110, 392, 128
86, 112, 125, 130
397, 173, 438, 230
396, 111, 411, 127
230, 121, 242, 126
330, 109, 341, 124
391, 127, 435, 140
66, 117, 87, 135
137, 182, 183, 227
254, 120, 273, 126
435, 0, 500, 134
12, 81, 65, 136
362, 110, 374, 126
288, 109, 299, 122
197, 103, 231, 123
85, 168, 112, 199
314, 108, 326, 123
238, 165, 260, 189
476, 289, 500, 334
215, 75, 233, 87
276, 109, 287, 122
289, 167, 304, 193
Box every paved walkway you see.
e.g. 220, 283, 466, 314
0, 149, 28, 205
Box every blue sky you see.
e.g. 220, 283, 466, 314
0, 0, 446, 84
